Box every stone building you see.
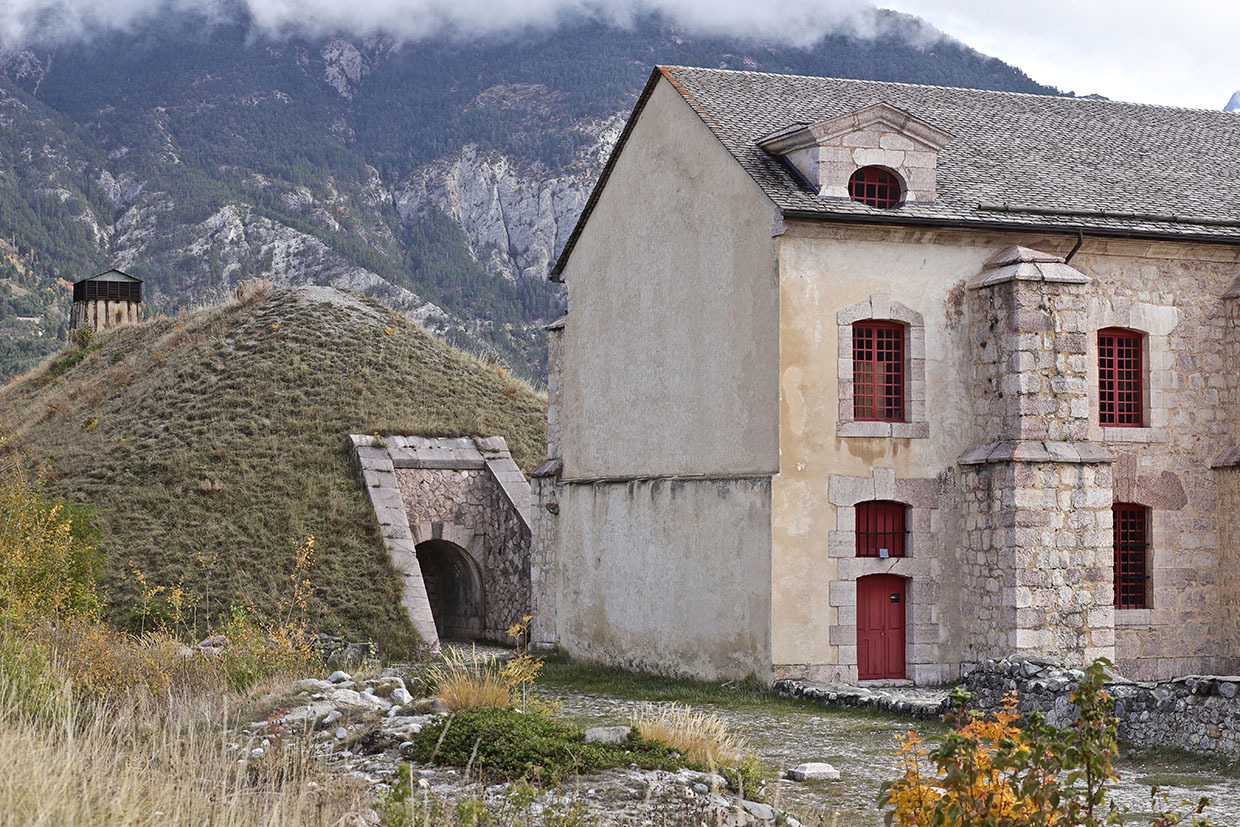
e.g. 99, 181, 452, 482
531, 66, 1240, 684
70, 269, 142, 332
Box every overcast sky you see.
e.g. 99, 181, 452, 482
880, 1, 1240, 110
2, 0, 1236, 110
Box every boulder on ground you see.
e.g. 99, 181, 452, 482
786, 762, 840, 781
584, 725, 632, 745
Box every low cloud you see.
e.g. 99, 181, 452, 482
0, 0, 928, 49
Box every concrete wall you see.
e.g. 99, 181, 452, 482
556, 77, 781, 479
551, 477, 773, 680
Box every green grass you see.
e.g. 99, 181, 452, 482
0, 289, 547, 655
538, 659, 931, 726
1134, 774, 1218, 790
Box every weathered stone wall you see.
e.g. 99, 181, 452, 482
1211, 293, 1240, 671
397, 466, 530, 640
967, 657, 1240, 758
1075, 247, 1236, 679
959, 250, 1114, 668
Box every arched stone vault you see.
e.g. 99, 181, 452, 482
350, 435, 533, 651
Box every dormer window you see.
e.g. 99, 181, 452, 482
849, 167, 902, 208
756, 102, 953, 205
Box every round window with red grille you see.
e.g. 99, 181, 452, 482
848, 166, 902, 208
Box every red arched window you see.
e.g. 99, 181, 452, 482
1099, 328, 1144, 427
1113, 503, 1149, 608
848, 167, 902, 208
853, 321, 904, 422
856, 501, 907, 558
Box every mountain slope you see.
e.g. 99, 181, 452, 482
0, 10, 1059, 380
0, 287, 547, 653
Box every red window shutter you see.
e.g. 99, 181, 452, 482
1113, 503, 1148, 608
856, 501, 907, 557
1099, 328, 1143, 427
853, 322, 905, 422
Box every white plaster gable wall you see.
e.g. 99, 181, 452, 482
557, 76, 781, 479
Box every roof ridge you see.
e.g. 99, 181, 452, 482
658, 64, 1240, 118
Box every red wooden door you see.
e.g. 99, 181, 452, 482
857, 575, 906, 680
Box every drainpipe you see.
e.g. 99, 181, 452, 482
1065, 228, 1085, 263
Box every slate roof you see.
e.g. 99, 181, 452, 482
553, 66, 1240, 277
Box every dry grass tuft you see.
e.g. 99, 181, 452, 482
630, 703, 746, 767
426, 645, 515, 710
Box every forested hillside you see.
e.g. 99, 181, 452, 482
0, 8, 1057, 380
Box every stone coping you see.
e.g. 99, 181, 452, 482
773, 678, 951, 719
958, 440, 1113, 465
350, 434, 533, 530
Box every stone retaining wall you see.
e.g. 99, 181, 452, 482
966, 657, 1240, 757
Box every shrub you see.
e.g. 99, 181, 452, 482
408, 706, 687, 784
881, 659, 1213, 827
218, 603, 319, 692
0, 461, 100, 631
42, 619, 221, 701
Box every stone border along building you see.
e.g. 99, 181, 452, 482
528, 66, 1240, 685
350, 435, 533, 651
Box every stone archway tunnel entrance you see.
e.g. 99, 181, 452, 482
416, 539, 485, 641
351, 434, 533, 652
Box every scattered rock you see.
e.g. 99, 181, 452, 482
327, 670, 353, 684
741, 800, 776, 821
584, 726, 632, 745
292, 679, 333, 693
786, 762, 841, 782
335, 727, 348, 740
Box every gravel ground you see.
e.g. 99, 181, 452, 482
536, 679, 1240, 827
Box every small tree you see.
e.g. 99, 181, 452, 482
0, 461, 100, 632
881, 659, 1212, 827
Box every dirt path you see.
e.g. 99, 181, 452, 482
536, 679, 1240, 826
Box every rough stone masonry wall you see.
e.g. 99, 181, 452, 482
1215, 292, 1240, 667
967, 657, 1240, 758
397, 467, 531, 640
960, 261, 1114, 668
1077, 244, 1237, 679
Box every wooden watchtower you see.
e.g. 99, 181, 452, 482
70, 269, 143, 332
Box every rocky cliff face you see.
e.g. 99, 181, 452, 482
394, 116, 622, 283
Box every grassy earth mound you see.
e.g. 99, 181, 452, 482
0, 287, 547, 654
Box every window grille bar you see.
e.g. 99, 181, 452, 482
1099, 328, 1143, 427
853, 322, 905, 422
1113, 503, 1148, 608
856, 500, 907, 557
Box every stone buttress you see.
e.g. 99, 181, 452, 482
958, 246, 1115, 667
